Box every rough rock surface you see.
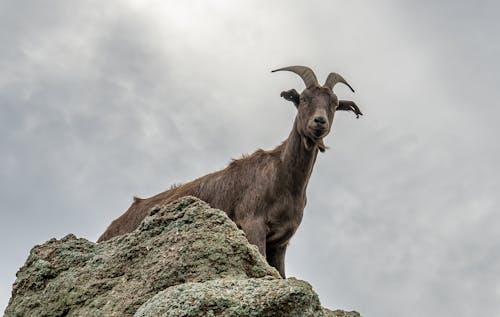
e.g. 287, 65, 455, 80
135, 277, 323, 317
5, 196, 361, 317
322, 309, 362, 317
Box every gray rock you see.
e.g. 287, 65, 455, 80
5, 196, 361, 317
135, 277, 323, 317
322, 308, 363, 317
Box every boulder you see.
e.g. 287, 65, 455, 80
5, 196, 361, 317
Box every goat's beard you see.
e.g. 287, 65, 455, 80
317, 139, 328, 152
302, 135, 328, 153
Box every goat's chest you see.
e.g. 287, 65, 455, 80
265, 198, 305, 246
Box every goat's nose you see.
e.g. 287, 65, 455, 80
314, 116, 327, 125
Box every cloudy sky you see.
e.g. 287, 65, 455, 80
1, 1, 499, 316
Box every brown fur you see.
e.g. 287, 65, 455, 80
98, 84, 360, 278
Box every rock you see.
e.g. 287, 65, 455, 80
135, 278, 323, 317
322, 308, 363, 317
5, 196, 361, 317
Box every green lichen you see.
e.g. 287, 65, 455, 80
135, 278, 323, 317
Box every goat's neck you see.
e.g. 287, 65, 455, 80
279, 119, 319, 196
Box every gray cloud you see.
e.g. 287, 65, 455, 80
1, 1, 499, 316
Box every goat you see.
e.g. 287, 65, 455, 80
97, 66, 361, 278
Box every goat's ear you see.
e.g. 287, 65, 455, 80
337, 100, 363, 118
280, 89, 300, 107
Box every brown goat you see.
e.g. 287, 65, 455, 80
97, 66, 361, 277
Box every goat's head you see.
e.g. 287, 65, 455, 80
272, 65, 361, 152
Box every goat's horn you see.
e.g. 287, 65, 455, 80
272, 66, 319, 88
323, 72, 355, 93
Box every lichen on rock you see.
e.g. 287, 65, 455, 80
135, 277, 323, 317
5, 196, 361, 317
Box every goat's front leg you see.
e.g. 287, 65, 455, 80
266, 244, 288, 278
239, 218, 267, 256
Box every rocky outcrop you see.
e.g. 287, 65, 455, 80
5, 196, 361, 317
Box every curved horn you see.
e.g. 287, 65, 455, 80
324, 72, 355, 93
271, 66, 319, 88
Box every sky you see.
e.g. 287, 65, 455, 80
1, 1, 499, 316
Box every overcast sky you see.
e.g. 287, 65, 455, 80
1, 1, 499, 316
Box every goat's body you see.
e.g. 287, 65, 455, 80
98, 66, 360, 277
98, 122, 318, 277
